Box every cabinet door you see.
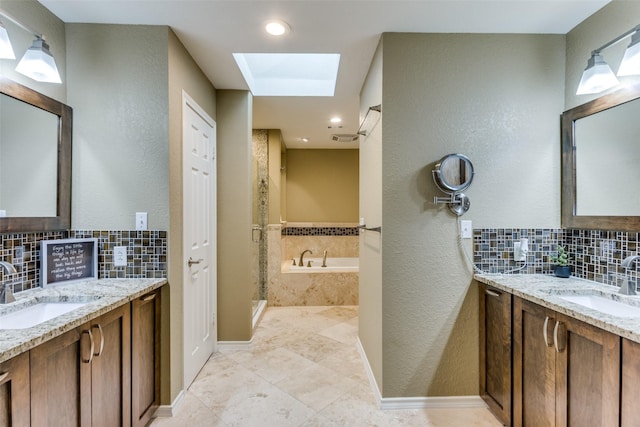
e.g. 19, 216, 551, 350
555, 315, 620, 427
622, 338, 640, 426
30, 325, 93, 427
479, 283, 511, 426
513, 297, 556, 427
90, 304, 131, 427
131, 289, 161, 427
0, 352, 30, 426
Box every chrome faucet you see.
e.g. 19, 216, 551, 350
0, 261, 16, 304
620, 255, 640, 295
299, 249, 312, 267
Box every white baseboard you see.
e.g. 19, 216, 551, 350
217, 339, 254, 350
154, 389, 185, 418
380, 395, 488, 410
356, 337, 488, 411
252, 300, 267, 330
356, 336, 382, 403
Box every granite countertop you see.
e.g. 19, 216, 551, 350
0, 278, 166, 364
474, 274, 640, 344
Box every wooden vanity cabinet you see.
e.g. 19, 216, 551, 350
479, 283, 512, 426
621, 338, 640, 425
88, 304, 132, 427
30, 304, 131, 427
513, 297, 620, 427
0, 352, 30, 426
131, 289, 161, 427
30, 325, 89, 426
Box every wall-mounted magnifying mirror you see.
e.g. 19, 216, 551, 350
432, 153, 474, 216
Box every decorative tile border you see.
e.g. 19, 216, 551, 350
0, 230, 167, 294
282, 226, 360, 236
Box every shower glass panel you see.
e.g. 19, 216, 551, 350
251, 130, 268, 317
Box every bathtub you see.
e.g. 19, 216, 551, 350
284, 257, 359, 273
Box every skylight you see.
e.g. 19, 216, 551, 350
232, 53, 340, 96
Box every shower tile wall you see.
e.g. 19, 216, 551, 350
252, 130, 269, 303
0, 230, 167, 293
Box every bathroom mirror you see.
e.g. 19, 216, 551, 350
0, 77, 72, 232
433, 153, 474, 192
432, 153, 474, 216
561, 83, 640, 231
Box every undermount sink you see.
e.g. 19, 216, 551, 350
558, 294, 640, 318
0, 297, 99, 330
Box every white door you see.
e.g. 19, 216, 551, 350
182, 91, 216, 388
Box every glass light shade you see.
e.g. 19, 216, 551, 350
0, 21, 15, 59
576, 53, 619, 95
15, 37, 61, 84
618, 31, 640, 76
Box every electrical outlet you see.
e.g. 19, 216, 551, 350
460, 220, 472, 239
113, 246, 127, 267
136, 212, 147, 231
514, 242, 524, 261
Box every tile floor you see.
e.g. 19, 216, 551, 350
151, 306, 502, 427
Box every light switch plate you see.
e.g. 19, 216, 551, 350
136, 212, 147, 231
113, 246, 127, 267
460, 220, 472, 239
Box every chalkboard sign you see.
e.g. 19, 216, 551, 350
41, 238, 98, 287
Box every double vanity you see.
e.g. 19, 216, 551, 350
477, 274, 640, 426
0, 277, 165, 427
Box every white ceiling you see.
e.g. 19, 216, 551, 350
39, 0, 610, 149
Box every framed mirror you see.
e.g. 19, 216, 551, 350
0, 77, 72, 232
561, 83, 640, 231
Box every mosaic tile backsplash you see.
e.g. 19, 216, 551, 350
473, 228, 563, 275
474, 228, 640, 290
0, 230, 167, 294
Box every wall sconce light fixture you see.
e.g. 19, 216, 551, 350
577, 24, 640, 95
0, 9, 62, 84
0, 21, 15, 59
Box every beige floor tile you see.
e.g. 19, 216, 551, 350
151, 305, 502, 427
275, 362, 361, 411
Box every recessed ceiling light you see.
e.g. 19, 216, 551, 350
265, 20, 290, 36
330, 117, 342, 124
300, 137, 310, 143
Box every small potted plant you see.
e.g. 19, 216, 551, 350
550, 246, 571, 278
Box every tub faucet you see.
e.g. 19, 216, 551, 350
299, 250, 312, 267
620, 255, 640, 295
322, 250, 327, 268
0, 261, 16, 304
